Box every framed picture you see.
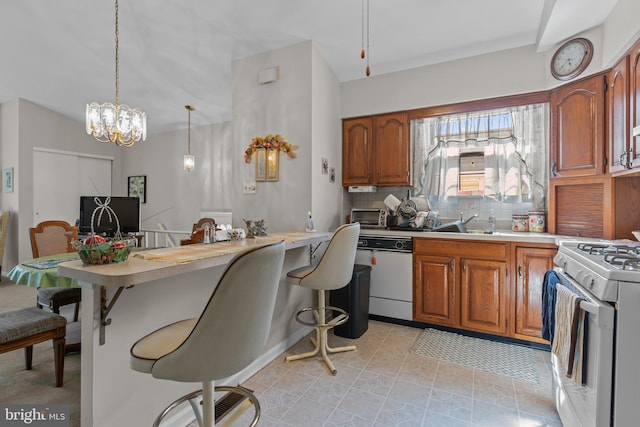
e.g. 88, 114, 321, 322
255, 149, 267, 182
3, 167, 14, 193
266, 149, 279, 182
128, 175, 147, 203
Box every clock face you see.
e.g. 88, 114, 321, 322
551, 38, 593, 81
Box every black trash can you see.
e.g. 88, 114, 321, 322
331, 264, 371, 339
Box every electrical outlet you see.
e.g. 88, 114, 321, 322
243, 182, 256, 194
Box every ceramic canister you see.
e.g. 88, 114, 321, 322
528, 211, 546, 233
512, 214, 529, 232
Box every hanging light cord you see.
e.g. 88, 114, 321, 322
366, 0, 370, 76
114, 0, 119, 109
185, 105, 195, 154
360, 0, 370, 76
361, 0, 365, 59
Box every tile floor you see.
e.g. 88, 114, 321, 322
227, 320, 562, 426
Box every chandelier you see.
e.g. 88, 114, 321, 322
184, 105, 195, 171
86, 0, 146, 147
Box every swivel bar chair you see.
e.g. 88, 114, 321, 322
285, 222, 360, 375
130, 240, 285, 427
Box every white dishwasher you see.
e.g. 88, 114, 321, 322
355, 234, 413, 321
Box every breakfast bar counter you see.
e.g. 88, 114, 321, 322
58, 231, 330, 427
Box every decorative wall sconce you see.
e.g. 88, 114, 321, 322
254, 149, 279, 182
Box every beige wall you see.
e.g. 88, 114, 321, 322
311, 43, 345, 232
231, 41, 314, 233
341, 12, 640, 119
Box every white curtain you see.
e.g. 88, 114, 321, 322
411, 103, 549, 209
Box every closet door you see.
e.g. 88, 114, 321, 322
33, 150, 111, 226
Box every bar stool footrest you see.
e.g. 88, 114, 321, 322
152, 385, 260, 427
294, 305, 349, 328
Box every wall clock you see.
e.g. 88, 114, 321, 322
550, 37, 593, 81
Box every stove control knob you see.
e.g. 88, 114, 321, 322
394, 240, 406, 250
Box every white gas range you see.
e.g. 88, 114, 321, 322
553, 241, 640, 427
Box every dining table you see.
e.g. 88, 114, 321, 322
8, 252, 80, 288
8, 251, 82, 352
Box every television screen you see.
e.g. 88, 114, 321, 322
79, 196, 140, 236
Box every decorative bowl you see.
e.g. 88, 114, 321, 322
73, 239, 133, 265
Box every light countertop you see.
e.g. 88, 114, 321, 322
358, 228, 602, 245
58, 231, 330, 287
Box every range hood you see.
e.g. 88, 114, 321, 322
348, 186, 377, 193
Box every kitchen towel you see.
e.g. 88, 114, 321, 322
541, 269, 560, 342
551, 283, 585, 384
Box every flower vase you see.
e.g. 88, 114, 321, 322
243, 219, 256, 238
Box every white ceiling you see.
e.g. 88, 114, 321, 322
0, 0, 618, 134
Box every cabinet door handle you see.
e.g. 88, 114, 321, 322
518, 265, 522, 277
449, 260, 454, 273
551, 161, 558, 177
620, 152, 628, 168
462, 261, 466, 272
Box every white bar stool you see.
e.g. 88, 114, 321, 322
130, 240, 285, 427
285, 223, 360, 375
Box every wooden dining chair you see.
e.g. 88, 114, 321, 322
0, 210, 10, 275
180, 229, 205, 246
180, 218, 216, 246
29, 220, 81, 322
191, 217, 216, 234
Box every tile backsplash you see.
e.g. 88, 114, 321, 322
348, 186, 538, 230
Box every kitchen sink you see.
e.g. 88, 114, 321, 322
432, 213, 480, 233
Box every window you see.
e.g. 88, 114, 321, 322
411, 103, 548, 212
458, 152, 485, 195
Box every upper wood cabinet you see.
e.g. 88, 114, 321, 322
342, 117, 373, 185
342, 112, 410, 186
550, 73, 606, 178
629, 40, 640, 169
609, 56, 631, 174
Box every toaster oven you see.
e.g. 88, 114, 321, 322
350, 208, 387, 229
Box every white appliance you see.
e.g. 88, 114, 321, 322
553, 241, 640, 427
350, 208, 387, 229
355, 234, 413, 320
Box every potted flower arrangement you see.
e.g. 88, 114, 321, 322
244, 134, 297, 163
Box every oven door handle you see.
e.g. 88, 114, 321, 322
553, 267, 615, 329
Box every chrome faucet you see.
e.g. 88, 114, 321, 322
461, 213, 479, 225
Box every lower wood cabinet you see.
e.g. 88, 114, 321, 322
413, 238, 557, 343
460, 258, 507, 335
414, 255, 457, 327
512, 243, 557, 344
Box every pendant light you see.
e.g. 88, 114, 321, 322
184, 105, 195, 171
86, 0, 147, 147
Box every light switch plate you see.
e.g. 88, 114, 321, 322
243, 182, 256, 194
